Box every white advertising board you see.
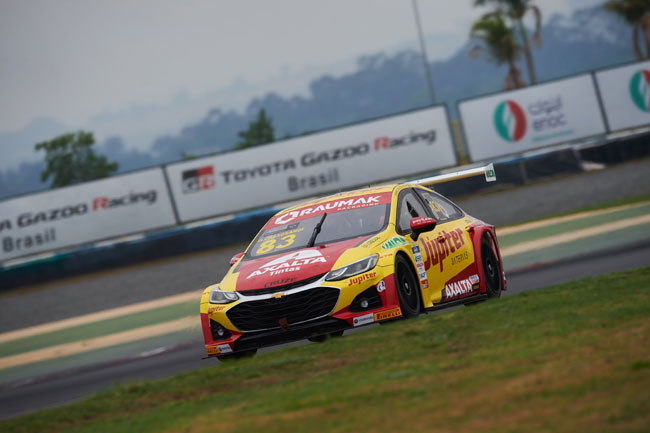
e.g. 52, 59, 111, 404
165, 106, 456, 223
459, 74, 606, 161
595, 60, 650, 132
0, 168, 177, 262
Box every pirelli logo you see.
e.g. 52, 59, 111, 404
374, 307, 402, 321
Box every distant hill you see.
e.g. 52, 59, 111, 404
0, 5, 638, 199
150, 5, 635, 164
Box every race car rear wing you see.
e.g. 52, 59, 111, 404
411, 163, 496, 186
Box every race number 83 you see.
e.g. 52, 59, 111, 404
255, 234, 296, 255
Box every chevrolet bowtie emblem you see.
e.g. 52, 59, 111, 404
271, 292, 286, 299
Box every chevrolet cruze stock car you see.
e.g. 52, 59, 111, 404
200, 164, 505, 359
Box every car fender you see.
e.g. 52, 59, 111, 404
469, 224, 506, 293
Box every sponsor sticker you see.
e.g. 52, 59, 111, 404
469, 274, 480, 285
348, 272, 376, 286
418, 228, 467, 272
217, 344, 233, 354
411, 244, 429, 289
353, 313, 375, 327
208, 306, 227, 314
361, 235, 381, 248
377, 280, 386, 293
271, 193, 391, 226
206, 346, 219, 356
382, 236, 408, 250
444, 277, 477, 300
374, 307, 402, 321
247, 250, 327, 279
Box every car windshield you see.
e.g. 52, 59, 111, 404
245, 204, 390, 260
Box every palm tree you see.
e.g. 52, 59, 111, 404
469, 12, 525, 90
603, 0, 650, 60
474, 0, 542, 85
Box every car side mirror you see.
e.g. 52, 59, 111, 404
409, 217, 437, 241
229, 252, 244, 267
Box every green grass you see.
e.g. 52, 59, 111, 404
2, 266, 649, 433
498, 202, 650, 248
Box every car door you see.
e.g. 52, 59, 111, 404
394, 188, 439, 307
413, 188, 477, 305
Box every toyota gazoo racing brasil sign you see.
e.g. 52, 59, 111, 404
164, 106, 456, 223
0, 168, 177, 262
596, 60, 650, 132
459, 74, 606, 161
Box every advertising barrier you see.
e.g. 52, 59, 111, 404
0, 168, 177, 261
458, 74, 606, 161
165, 106, 456, 223
595, 60, 650, 132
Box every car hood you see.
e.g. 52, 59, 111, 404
234, 236, 369, 291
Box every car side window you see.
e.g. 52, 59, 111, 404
417, 189, 463, 223
396, 190, 429, 234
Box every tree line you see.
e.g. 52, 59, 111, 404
34, 0, 649, 188
469, 0, 650, 90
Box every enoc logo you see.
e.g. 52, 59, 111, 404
629, 69, 650, 112
493, 100, 527, 142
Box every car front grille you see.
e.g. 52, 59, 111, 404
227, 287, 340, 331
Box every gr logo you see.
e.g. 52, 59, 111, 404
493, 100, 527, 142
629, 69, 650, 113
182, 166, 215, 194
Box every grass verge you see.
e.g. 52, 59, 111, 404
2, 266, 649, 433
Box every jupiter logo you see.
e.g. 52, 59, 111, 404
493, 100, 527, 142
629, 69, 650, 112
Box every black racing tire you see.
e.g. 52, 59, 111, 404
394, 255, 422, 318
481, 236, 502, 298
217, 349, 257, 361
308, 330, 344, 343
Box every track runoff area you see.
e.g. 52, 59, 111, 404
1, 165, 649, 386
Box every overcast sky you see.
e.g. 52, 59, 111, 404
0, 0, 602, 135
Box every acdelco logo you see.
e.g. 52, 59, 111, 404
494, 100, 527, 142
182, 166, 215, 194
629, 69, 650, 113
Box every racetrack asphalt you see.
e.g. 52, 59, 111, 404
1, 238, 649, 420
2, 158, 650, 334
1, 158, 650, 419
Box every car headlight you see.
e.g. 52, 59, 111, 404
209, 286, 239, 304
325, 254, 379, 281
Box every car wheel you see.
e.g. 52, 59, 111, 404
481, 236, 502, 298
395, 255, 421, 317
217, 349, 257, 361
308, 331, 344, 343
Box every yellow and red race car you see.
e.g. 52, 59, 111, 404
200, 165, 505, 359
